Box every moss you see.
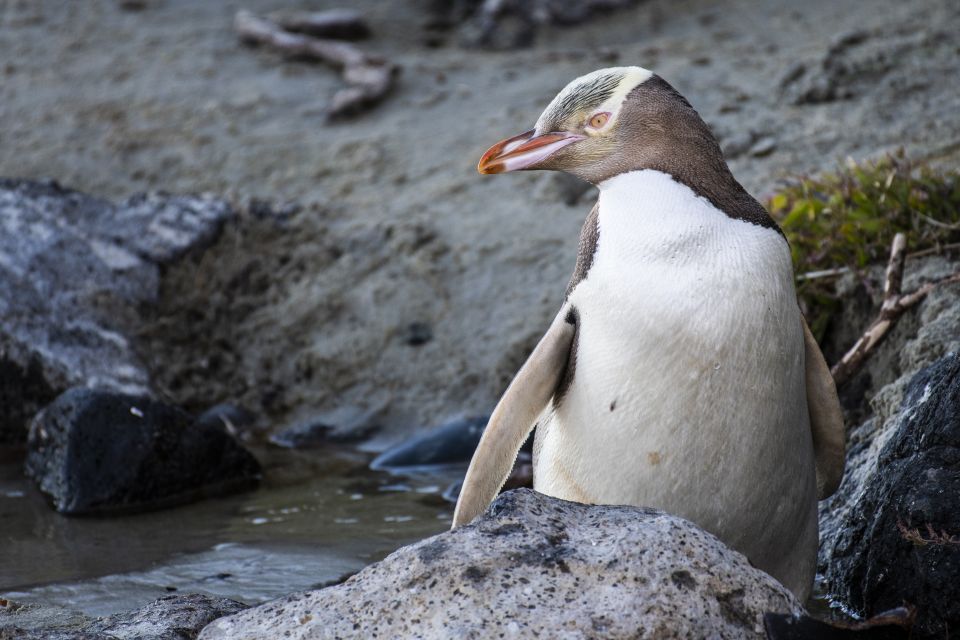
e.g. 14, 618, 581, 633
766, 151, 960, 339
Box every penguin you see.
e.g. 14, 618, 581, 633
452, 67, 845, 601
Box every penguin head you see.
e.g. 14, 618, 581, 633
478, 66, 722, 185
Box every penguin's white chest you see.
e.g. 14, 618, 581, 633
533, 170, 816, 588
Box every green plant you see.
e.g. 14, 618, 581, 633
766, 151, 960, 339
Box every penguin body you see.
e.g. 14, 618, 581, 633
535, 169, 818, 596
453, 67, 844, 602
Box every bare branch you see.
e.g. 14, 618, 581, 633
234, 10, 397, 119
831, 232, 960, 387
267, 9, 370, 40
880, 232, 907, 312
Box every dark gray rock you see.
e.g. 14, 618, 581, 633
25, 388, 260, 515
199, 489, 802, 639
820, 353, 960, 639
370, 415, 488, 470
0, 179, 234, 444
0, 600, 93, 640
92, 594, 247, 640
0, 594, 246, 640
269, 402, 386, 448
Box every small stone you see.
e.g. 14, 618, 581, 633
749, 136, 777, 157
403, 322, 433, 347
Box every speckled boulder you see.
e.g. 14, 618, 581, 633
200, 489, 802, 640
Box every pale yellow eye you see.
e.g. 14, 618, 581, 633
588, 112, 610, 129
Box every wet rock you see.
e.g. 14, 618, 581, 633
92, 594, 247, 640
0, 179, 234, 444
1, 594, 246, 640
370, 415, 488, 470
199, 489, 802, 639
819, 353, 960, 639
25, 388, 260, 515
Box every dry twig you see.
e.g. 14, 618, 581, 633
234, 10, 397, 119
831, 232, 960, 387
267, 9, 370, 40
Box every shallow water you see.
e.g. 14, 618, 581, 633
0, 446, 460, 616
1, 446, 851, 622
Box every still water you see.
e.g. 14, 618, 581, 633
0, 446, 460, 616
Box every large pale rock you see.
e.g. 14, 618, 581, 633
0, 179, 233, 444
200, 489, 802, 640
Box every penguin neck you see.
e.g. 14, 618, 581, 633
596, 169, 779, 265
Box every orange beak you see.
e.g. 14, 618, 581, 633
477, 130, 585, 174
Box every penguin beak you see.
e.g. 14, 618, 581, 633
478, 130, 585, 175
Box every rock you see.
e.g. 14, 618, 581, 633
401, 321, 433, 346
0, 179, 234, 444
748, 136, 777, 158
0, 600, 92, 640
92, 594, 247, 640
199, 489, 802, 639
25, 388, 261, 515
1, 594, 246, 640
370, 415, 488, 470
819, 353, 960, 639
270, 402, 386, 448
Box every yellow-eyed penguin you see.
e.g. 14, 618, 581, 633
452, 67, 845, 600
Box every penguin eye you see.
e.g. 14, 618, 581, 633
587, 112, 610, 130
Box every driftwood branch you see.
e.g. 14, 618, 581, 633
267, 9, 370, 40
831, 232, 960, 387
234, 10, 397, 119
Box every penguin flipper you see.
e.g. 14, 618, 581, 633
802, 317, 846, 499
452, 308, 576, 528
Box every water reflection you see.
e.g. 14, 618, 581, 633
0, 446, 462, 616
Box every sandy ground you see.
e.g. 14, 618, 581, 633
2, 0, 959, 444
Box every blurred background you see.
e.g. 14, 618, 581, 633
1, 0, 958, 629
